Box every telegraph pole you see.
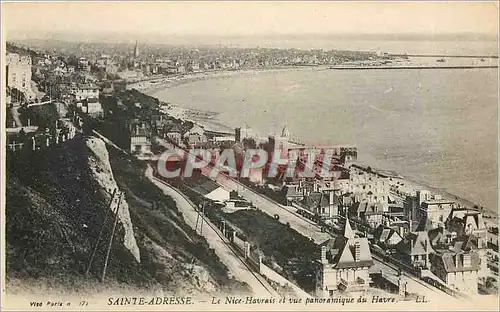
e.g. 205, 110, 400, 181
101, 193, 122, 282
85, 188, 117, 275
200, 201, 205, 235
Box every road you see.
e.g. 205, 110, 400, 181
145, 165, 278, 297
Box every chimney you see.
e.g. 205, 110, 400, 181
321, 246, 327, 264
354, 242, 361, 262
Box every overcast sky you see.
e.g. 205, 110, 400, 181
3, 1, 499, 37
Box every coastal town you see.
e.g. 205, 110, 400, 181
4, 37, 499, 307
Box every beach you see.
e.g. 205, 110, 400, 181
144, 65, 330, 133
135, 65, 330, 94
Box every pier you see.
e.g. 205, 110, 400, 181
330, 65, 498, 70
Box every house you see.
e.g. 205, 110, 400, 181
70, 83, 100, 101
316, 219, 373, 297
187, 178, 230, 202
446, 209, 487, 243
183, 124, 206, 146
165, 125, 183, 146
303, 191, 340, 220
403, 189, 432, 222
373, 225, 403, 247
281, 184, 304, 205
430, 250, 480, 294
418, 199, 457, 229
450, 234, 489, 279
428, 227, 457, 249
130, 124, 151, 155
82, 98, 103, 117
349, 201, 384, 229
395, 231, 434, 269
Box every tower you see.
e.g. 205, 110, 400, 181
134, 41, 139, 59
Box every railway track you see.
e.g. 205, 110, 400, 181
152, 138, 467, 299
153, 176, 278, 297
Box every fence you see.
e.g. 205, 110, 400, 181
6, 124, 77, 153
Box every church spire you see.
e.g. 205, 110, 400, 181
134, 40, 139, 58
343, 219, 355, 239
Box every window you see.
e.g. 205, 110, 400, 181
329, 290, 334, 297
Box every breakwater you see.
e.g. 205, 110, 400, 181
330, 65, 498, 70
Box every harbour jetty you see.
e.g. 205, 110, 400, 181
330, 65, 498, 70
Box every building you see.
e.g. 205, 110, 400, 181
349, 201, 384, 229
445, 209, 488, 277
268, 126, 290, 151
130, 123, 151, 155
77, 57, 91, 71
428, 227, 457, 249
430, 250, 480, 294
373, 225, 403, 247
348, 165, 389, 212
403, 189, 431, 222
280, 184, 305, 205
5, 53, 36, 100
450, 234, 489, 279
446, 209, 487, 242
419, 199, 457, 229
183, 124, 206, 146
70, 83, 100, 101
303, 191, 340, 220
235, 126, 254, 142
81, 98, 103, 117
134, 41, 140, 59
186, 178, 230, 202
166, 125, 183, 146
316, 219, 373, 297
395, 231, 434, 269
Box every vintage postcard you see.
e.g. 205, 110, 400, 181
1, 1, 499, 311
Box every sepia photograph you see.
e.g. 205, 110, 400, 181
1, 1, 499, 310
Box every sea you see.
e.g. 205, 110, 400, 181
152, 39, 499, 213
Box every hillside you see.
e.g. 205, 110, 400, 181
5, 134, 249, 296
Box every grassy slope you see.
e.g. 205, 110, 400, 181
107, 146, 249, 294
5, 135, 249, 295
177, 178, 319, 294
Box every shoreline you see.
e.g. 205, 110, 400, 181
140, 65, 498, 222
140, 65, 330, 95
